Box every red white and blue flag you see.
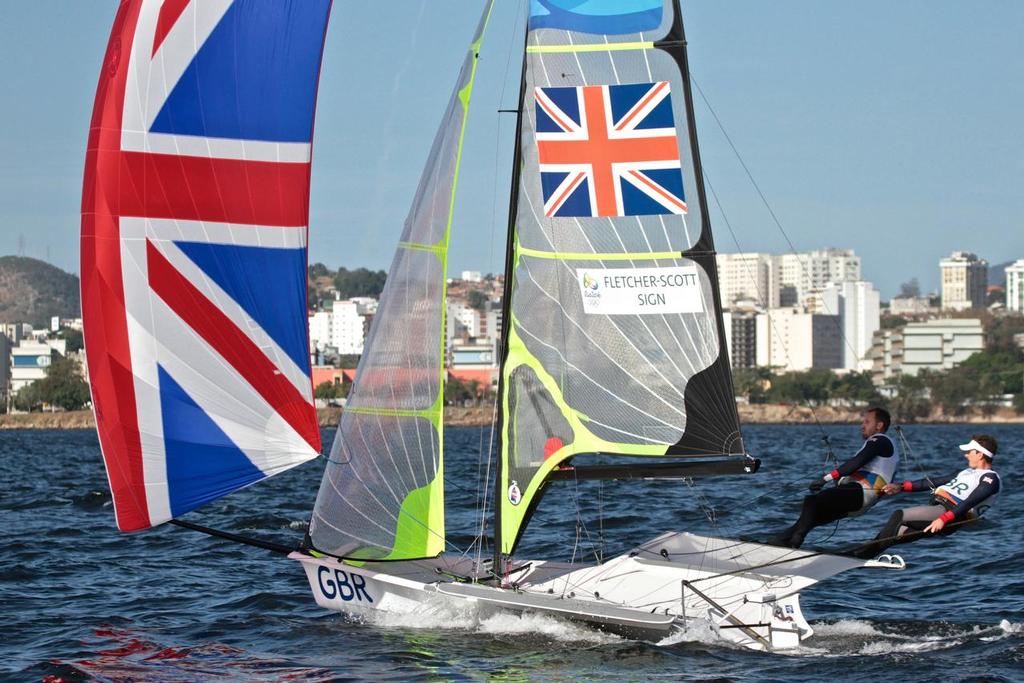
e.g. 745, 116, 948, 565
81, 0, 330, 531
534, 81, 687, 218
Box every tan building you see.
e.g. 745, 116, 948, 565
716, 253, 779, 309
869, 318, 984, 384
939, 251, 987, 311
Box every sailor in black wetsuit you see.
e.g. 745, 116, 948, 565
852, 435, 1001, 559
769, 407, 900, 548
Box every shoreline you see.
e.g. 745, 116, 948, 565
2, 405, 1022, 430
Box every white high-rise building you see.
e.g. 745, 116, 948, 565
763, 308, 842, 372
716, 253, 779, 308
1005, 259, 1024, 313
820, 281, 880, 371
330, 300, 366, 354
777, 248, 860, 306
939, 251, 988, 311
308, 300, 369, 356
308, 311, 332, 351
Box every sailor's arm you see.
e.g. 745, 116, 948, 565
925, 475, 1001, 533
882, 472, 959, 496
822, 436, 894, 483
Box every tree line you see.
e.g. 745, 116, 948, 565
308, 263, 387, 309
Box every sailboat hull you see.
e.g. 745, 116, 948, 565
293, 532, 904, 651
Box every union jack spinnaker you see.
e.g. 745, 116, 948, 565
81, 0, 331, 531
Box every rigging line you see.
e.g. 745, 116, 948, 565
681, 517, 984, 584
569, 469, 603, 565
692, 77, 866, 374
703, 173, 830, 440
170, 519, 295, 555
894, 425, 935, 488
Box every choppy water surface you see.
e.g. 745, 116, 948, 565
2, 424, 1022, 681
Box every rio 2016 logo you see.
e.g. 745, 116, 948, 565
582, 273, 599, 291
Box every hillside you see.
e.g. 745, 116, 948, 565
0, 256, 80, 327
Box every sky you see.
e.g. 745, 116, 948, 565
1, 1, 1021, 299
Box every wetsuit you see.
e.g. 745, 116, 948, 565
853, 468, 1001, 559
771, 433, 899, 548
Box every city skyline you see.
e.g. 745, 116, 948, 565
1, 1, 1022, 299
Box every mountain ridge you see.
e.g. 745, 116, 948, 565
0, 256, 80, 327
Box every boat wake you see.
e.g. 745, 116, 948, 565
344, 597, 621, 645
799, 619, 1023, 656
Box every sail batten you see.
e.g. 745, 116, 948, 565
495, 0, 743, 556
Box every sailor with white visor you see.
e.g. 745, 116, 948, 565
852, 434, 1002, 559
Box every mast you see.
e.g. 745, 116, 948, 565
492, 11, 531, 574
660, 0, 744, 456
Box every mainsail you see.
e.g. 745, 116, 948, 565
81, 0, 331, 531
308, 4, 495, 560
495, 0, 743, 555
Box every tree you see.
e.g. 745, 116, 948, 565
889, 373, 930, 422
308, 262, 330, 279
14, 356, 91, 411
731, 367, 772, 403
12, 382, 42, 412
314, 380, 348, 401
57, 328, 84, 353
986, 316, 1024, 353
959, 350, 1024, 394
922, 368, 976, 416
467, 288, 489, 311
36, 356, 91, 410
337, 354, 361, 369
898, 278, 921, 298
444, 376, 480, 405
767, 369, 834, 405
831, 371, 881, 404
334, 267, 387, 299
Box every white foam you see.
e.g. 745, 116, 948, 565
477, 611, 621, 644
811, 619, 888, 638
999, 619, 1023, 634
353, 596, 619, 644
857, 637, 963, 655
656, 619, 722, 648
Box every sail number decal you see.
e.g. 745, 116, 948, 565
317, 566, 374, 603
577, 267, 704, 315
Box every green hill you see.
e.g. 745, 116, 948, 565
0, 256, 80, 327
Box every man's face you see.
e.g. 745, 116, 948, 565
965, 447, 988, 469
860, 412, 882, 439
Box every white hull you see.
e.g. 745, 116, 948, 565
293, 531, 904, 651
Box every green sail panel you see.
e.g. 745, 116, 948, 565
497, 0, 743, 554
309, 5, 493, 560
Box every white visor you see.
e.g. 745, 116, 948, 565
959, 439, 993, 458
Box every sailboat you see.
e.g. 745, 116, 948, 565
81, 0, 904, 652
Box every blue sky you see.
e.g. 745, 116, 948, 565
1, 1, 1021, 299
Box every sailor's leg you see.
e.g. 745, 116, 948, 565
852, 509, 905, 558
894, 505, 946, 537
787, 484, 863, 548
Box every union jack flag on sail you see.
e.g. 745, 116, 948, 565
534, 81, 687, 218
81, 0, 331, 531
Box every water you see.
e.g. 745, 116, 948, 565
3, 424, 1022, 681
